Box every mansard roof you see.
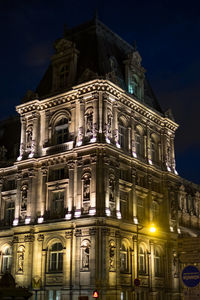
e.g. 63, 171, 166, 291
34, 18, 163, 114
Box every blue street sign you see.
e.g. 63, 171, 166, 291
182, 265, 200, 287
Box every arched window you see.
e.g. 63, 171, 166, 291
81, 240, 90, 270
120, 242, 129, 273
154, 247, 162, 277
54, 118, 69, 144
118, 120, 126, 149
129, 74, 139, 97
60, 65, 69, 88
139, 246, 146, 274
49, 243, 63, 272
2, 246, 12, 273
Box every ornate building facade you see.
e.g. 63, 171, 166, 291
0, 18, 199, 300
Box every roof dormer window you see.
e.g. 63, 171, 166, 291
60, 65, 69, 88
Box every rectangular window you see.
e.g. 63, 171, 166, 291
120, 191, 128, 219
5, 201, 15, 225
51, 191, 64, 218
137, 197, 145, 222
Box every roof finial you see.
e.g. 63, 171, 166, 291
133, 40, 137, 51
93, 8, 98, 22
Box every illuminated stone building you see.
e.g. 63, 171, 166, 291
0, 18, 200, 300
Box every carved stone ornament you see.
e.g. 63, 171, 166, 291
12, 236, 19, 243
65, 230, 73, 239
128, 51, 142, 67
37, 234, 44, 242
24, 234, 35, 242
75, 229, 82, 237
89, 227, 97, 235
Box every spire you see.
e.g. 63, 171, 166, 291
133, 40, 137, 51
93, 8, 99, 23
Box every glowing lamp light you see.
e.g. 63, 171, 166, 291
65, 213, 72, 220
116, 143, 121, 148
38, 216, 44, 224
133, 152, 137, 158
106, 138, 111, 144
89, 208, 96, 216
133, 216, 139, 225
90, 137, 97, 143
116, 211, 121, 219
13, 219, 19, 226
105, 208, 111, 217
74, 210, 81, 218
25, 217, 31, 224
149, 224, 156, 233
93, 290, 99, 298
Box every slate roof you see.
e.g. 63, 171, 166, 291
35, 18, 163, 114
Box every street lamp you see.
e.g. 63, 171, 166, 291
149, 224, 156, 233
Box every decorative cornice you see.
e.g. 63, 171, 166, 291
16, 79, 178, 132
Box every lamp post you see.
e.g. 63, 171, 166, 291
32, 276, 41, 300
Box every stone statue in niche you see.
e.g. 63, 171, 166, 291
109, 177, 115, 202
21, 185, 28, 211
83, 176, 90, 201
85, 112, 93, 135
105, 113, 112, 140
18, 250, 24, 272
170, 199, 176, 220
109, 241, 115, 269
26, 127, 32, 148
82, 246, 89, 269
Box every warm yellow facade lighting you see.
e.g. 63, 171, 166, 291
149, 224, 156, 233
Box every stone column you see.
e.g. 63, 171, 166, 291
149, 241, 154, 290
115, 167, 120, 217
128, 126, 132, 153
132, 168, 137, 219
24, 233, 35, 287
171, 134, 177, 173
65, 230, 73, 286
76, 98, 84, 146
74, 161, 81, 217
15, 172, 22, 220
133, 235, 138, 279
27, 169, 37, 220
113, 104, 119, 146
162, 129, 169, 170
92, 93, 98, 141
29, 112, 39, 158
39, 111, 45, 154
18, 116, 26, 160
40, 167, 47, 216
45, 110, 50, 146
90, 157, 97, 215
0, 177, 3, 220
67, 161, 74, 216
131, 118, 136, 157
146, 125, 151, 164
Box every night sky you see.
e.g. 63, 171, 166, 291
1, 0, 200, 183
